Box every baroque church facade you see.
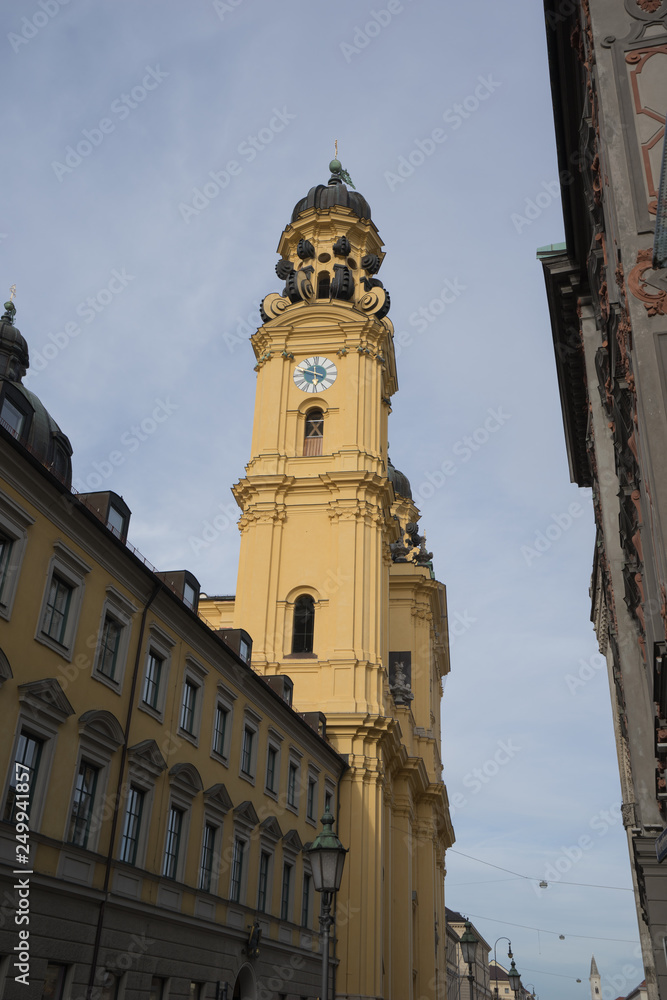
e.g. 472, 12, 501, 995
0, 161, 454, 1000
201, 160, 455, 999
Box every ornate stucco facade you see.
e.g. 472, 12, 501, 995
201, 161, 455, 1000
539, 1, 667, 996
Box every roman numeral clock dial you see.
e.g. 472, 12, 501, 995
293, 356, 338, 393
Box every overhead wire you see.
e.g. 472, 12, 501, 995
449, 848, 633, 890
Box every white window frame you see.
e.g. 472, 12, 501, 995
65, 711, 123, 852
92, 587, 136, 693
178, 656, 208, 745
306, 766, 320, 826
286, 749, 302, 814
197, 819, 220, 894
211, 682, 236, 765
138, 624, 175, 722
239, 708, 261, 784
265, 727, 283, 799
301, 864, 313, 928
256, 846, 274, 915
35, 541, 92, 660
229, 833, 249, 904
0, 489, 34, 621
2, 679, 74, 833
280, 858, 294, 923
119, 740, 167, 869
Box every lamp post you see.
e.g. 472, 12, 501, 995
459, 920, 479, 1000
305, 810, 348, 1000
492, 937, 514, 1000
507, 958, 522, 999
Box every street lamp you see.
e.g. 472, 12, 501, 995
492, 937, 514, 1000
459, 920, 479, 1000
507, 958, 522, 997
305, 810, 348, 1000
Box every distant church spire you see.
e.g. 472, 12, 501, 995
590, 955, 601, 1000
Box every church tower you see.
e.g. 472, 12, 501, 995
201, 160, 454, 999
590, 956, 602, 1000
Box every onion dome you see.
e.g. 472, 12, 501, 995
291, 159, 372, 222
387, 458, 412, 500
0, 299, 73, 488
0, 300, 29, 381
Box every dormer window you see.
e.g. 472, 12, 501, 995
183, 581, 196, 610
1, 398, 24, 438
107, 504, 126, 539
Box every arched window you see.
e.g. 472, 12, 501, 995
304, 408, 324, 456
317, 271, 330, 298
292, 595, 315, 654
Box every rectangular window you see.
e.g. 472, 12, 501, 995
189, 985, 202, 1000
241, 726, 254, 776
183, 581, 196, 610
0, 533, 13, 604
239, 637, 250, 663
198, 822, 217, 892
301, 872, 312, 927
98, 614, 122, 680
287, 762, 298, 808
68, 761, 99, 847
162, 805, 183, 879
280, 863, 292, 921
230, 837, 245, 902
257, 850, 270, 912
149, 978, 166, 1000
1, 398, 25, 438
213, 705, 228, 757
119, 785, 144, 865
106, 505, 126, 538
142, 651, 163, 708
41, 962, 68, 1000
180, 680, 197, 734
266, 746, 277, 792
307, 778, 316, 820
42, 574, 72, 644
3, 731, 43, 823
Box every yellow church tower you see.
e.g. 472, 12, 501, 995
201, 159, 454, 999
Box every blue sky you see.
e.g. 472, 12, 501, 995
1, 1, 642, 997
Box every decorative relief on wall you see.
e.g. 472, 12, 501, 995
628, 247, 667, 314
625, 45, 667, 215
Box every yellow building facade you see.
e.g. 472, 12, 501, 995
201, 160, 455, 999
0, 295, 348, 1000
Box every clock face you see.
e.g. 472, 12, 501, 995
293, 356, 338, 393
